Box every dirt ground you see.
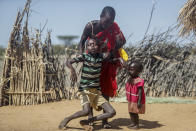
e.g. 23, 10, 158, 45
0, 100, 196, 131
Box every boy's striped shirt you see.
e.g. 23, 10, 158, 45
73, 53, 104, 91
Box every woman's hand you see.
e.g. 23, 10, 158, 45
116, 32, 124, 42
115, 32, 125, 50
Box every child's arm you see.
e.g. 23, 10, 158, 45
137, 86, 142, 109
66, 54, 85, 83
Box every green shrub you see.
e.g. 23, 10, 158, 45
52, 44, 65, 55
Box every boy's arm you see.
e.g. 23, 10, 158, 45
66, 59, 77, 83
66, 55, 85, 83
137, 86, 142, 109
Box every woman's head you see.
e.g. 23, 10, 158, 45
128, 61, 143, 77
100, 6, 115, 29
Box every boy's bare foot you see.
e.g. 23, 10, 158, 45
58, 118, 69, 130
88, 117, 95, 126
88, 121, 94, 126
80, 120, 93, 131
88, 117, 94, 126
102, 122, 112, 129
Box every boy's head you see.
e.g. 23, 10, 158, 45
86, 38, 99, 54
100, 6, 115, 29
128, 61, 143, 77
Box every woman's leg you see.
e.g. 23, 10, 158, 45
58, 103, 91, 129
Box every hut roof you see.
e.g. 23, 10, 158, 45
178, 0, 196, 36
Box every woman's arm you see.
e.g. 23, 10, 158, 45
111, 31, 126, 57
78, 23, 91, 54
115, 31, 126, 50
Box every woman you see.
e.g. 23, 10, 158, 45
78, 6, 126, 128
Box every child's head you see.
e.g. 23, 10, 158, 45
100, 6, 115, 29
86, 38, 99, 54
128, 60, 143, 77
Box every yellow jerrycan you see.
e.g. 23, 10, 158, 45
119, 48, 128, 61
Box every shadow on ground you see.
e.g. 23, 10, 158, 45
65, 126, 84, 130
93, 118, 165, 130
63, 118, 164, 130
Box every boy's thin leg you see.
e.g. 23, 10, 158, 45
102, 95, 112, 128
58, 103, 91, 129
90, 102, 116, 122
88, 107, 94, 126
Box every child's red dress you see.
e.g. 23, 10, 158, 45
126, 77, 146, 114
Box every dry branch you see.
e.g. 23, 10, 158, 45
118, 27, 196, 98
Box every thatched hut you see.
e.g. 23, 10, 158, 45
178, 0, 196, 36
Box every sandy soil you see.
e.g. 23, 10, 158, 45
0, 100, 196, 131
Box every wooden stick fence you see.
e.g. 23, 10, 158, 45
0, 0, 80, 106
